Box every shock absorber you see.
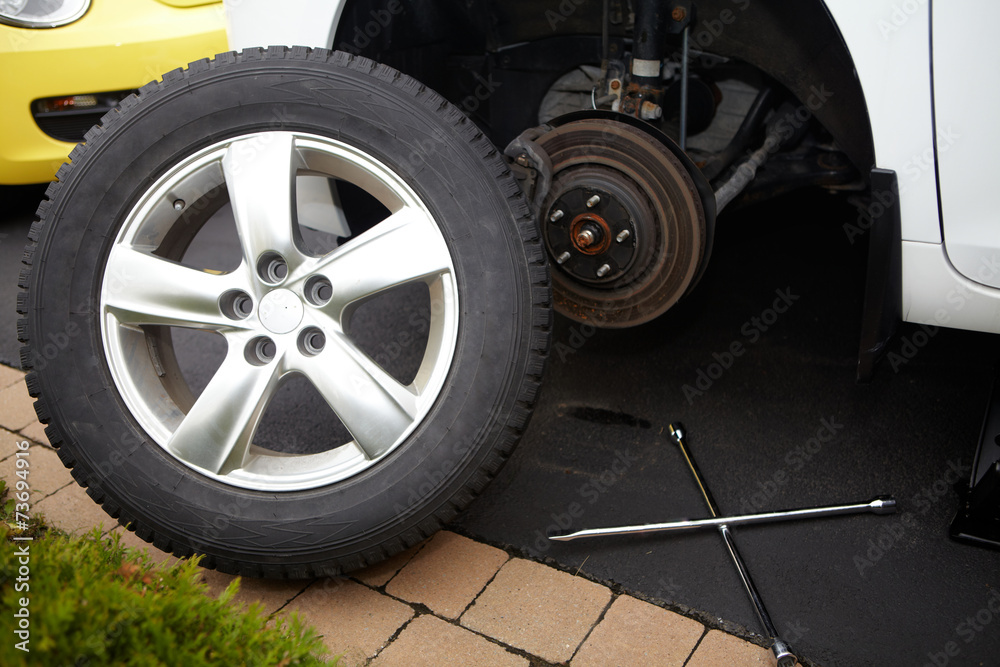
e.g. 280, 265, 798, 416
619, 0, 667, 121
632, 0, 667, 87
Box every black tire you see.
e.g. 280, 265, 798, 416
17, 47, 550, 577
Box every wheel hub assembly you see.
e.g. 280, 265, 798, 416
535, 118, 708, 328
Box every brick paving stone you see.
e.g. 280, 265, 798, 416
0, 364, 23, 390
571, 595, 704, 667
230, 577, 312, 615
684, 630, 782, 667
282, 578, 414, 666
371, 614, 527, 667
201, 569, 309, 613
33, 481, 114, 536
461, 558, 612, 664
198, 567, 310, 614
199, 568, 241, 598
354, 541, 426, 588
1, 427, 25, 461
386, 531, 508, 619
0, 381, 37, 432
19, 419, 49, 446
112, 526, 180, 567
0, 443, 70, 502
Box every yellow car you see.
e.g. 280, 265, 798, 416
0, 0, 227, 184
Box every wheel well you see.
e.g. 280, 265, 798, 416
332, 0, 874, 174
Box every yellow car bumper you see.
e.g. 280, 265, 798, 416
0, 0, 227, 184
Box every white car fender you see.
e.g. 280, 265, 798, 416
822, 0, 940, 245
825, 0, 1000, 333
223, 0, 343, 51
222, 0, 1000, 334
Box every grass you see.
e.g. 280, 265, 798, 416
0, 479, 339, 666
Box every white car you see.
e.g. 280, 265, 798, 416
16, 0, 998, 591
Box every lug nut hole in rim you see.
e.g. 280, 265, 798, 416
299, 327, 327, 356
220, 289, 254, 320
245, 336, 277, 365
305, 275, 333, 306
257, 251, 288, 284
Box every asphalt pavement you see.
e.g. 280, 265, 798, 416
2, 185, 46, 368
3, 182, 999, 667
455, 189, 1000, 667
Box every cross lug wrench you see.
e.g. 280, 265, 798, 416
547, 421, 896, 667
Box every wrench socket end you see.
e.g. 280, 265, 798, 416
870, 495, 897, 514
771, 639, 797, 667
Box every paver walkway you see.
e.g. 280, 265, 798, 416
0, 363, 799, 665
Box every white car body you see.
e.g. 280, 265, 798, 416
826, 0, 1000, 334
224, 0, 1000, 335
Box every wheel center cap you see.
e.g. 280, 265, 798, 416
258, 289, 303, 334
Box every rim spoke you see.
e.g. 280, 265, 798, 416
167, 342, 281, 475
300, 332, 417, 460
312, 206, 452, 316
103, 131, 463, 491
104, 248, 244, 330
223, 133, 304, 275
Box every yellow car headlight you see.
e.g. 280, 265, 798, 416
0, 0, 91, 28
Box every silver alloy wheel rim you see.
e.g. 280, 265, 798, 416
100, 131, 459, 491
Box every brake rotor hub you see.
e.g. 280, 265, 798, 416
535, 118, 708, 328
547, 185, 640, 283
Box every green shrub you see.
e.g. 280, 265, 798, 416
1, 481, 337, 666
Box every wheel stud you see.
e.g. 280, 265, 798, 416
596, 263, 611, 277
586, 195, 601, 208
556, 251, 571, 265
616, 229, 631, 243
550, 209, 565, 222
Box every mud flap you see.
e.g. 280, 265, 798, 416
856, 168, 901, 382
